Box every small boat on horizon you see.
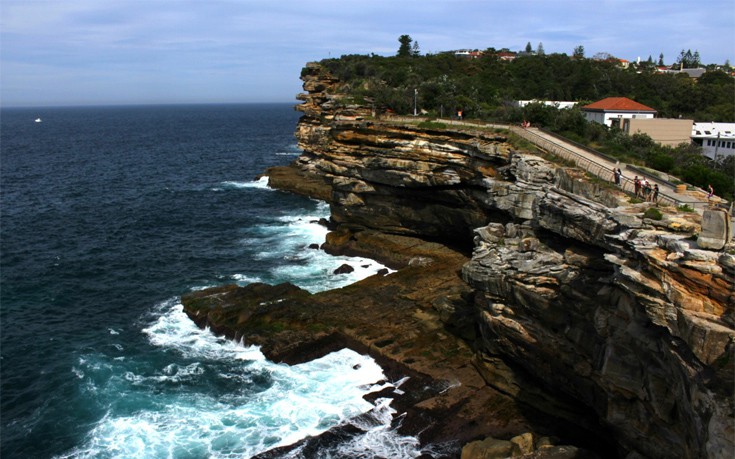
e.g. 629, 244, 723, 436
35, 118, 42, 123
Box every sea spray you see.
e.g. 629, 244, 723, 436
59, 300, 406, 459
1, 104, 408, 459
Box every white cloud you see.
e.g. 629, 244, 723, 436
2, 0, 733, 106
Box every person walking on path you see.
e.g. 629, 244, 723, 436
651, 184, 659, 203
642, 179, 651, 201
634, 176, 641, 198
613, 168, 621, 186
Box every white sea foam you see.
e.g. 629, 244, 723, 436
274, 144, 302, 156
61, 197, 407, 459
230, 273, 262, 285
245, 202, 393, 293
142, 299, 265, 363
59, 300, 408, 459
220, 176, 271, 190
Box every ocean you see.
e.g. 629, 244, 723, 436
0, 104, 423, 458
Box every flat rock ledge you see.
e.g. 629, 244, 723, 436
182, 230, 605, 458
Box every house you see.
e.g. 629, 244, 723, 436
581, 97, 657, 128
622, 118, 693, 146
454, 49, 483, 59
691, 122, 735, 159
497, 52, 517, 62
655, 66, 707, 79
679, 68, 706, 79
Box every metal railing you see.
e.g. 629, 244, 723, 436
382, 115, 690, 207
510, 126, 681, 207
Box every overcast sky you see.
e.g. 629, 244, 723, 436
2, 0, 734, 107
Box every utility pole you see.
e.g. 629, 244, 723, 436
414, 88, 418, 116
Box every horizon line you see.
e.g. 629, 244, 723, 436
1, 100, 303, 110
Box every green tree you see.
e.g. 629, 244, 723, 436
525, 42, 533, 53
397, 35, 413, 57
573, 45, 585, 59
537, 42, 545, 55
412, 40, 421, 57
677, 49, 699, 68
658, 53, 664, 66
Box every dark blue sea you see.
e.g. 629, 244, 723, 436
0, 104, 420, 458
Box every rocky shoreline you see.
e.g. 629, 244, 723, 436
181, 63, 734, 458
182, 228, 609, 458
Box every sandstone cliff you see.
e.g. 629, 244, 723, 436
185, 63, 734, 458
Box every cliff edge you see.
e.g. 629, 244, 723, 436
183, 63, 734, 458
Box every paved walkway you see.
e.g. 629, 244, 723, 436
511, 126, 708, 209
387, 116, 720, 212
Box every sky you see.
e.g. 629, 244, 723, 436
2, 0, 734, 107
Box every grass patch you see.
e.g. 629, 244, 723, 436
677, 204, 695, 213
417, 120, 447, 129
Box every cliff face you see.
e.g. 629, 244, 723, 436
267, 63, 734, 458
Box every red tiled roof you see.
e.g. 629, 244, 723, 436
582, 97, 657, 112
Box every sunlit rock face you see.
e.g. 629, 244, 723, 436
267, 63, 734, 458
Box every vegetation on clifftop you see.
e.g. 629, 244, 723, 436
313, 42, 735, 200
319, 49, 734, 122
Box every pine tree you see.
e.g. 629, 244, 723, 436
658, 53, 664, 66
525, 42, 533, 53
537, 42, 545, 55
412, 41, 421, 57
397, 35, 413, 57
693, 50, 701, 67
678, 49, 695, 68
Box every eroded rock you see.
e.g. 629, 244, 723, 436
190, 63, 734, 459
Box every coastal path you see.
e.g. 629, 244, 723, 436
387, 116, 720, 212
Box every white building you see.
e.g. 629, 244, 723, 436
514, 100, 577, 109
581, 97, 657, 128
691, 122, 735, 159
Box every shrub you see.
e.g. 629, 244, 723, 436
643, 207, 663, 220
649, 153, 675, 172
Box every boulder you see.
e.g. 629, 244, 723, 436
697, 209, 731, 250
332, 264, 354, 275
